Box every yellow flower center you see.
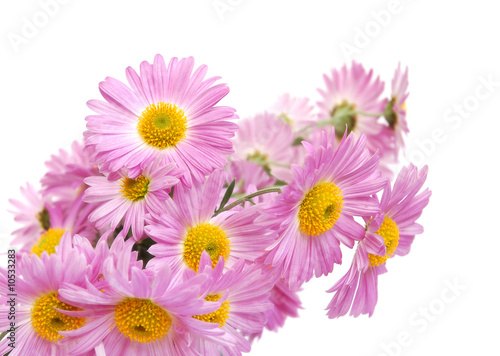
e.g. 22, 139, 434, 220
115, 298, 172, 343
120, 175, 150, 201
137, 102, 188, 149
183, 223, 230, 271
298, 182, 343, 236
193, 294, 230, 327
31, 228, 66, 257
31, 292, 85, 342
368, 216, 400, 267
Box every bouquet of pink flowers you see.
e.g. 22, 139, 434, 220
1, 55, 431, 356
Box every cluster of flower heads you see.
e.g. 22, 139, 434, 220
2, 55, 430, 355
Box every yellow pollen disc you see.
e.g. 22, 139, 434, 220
401, 101, 407, 112
368, 216, 400, 267
31, 228, 66, 257
298, 182, 343, 236
31, 292, 85, 342
183, 223, 231, 271
115, 298, 172, 343
193, 294, 230, 327
137, 102, 187, 149
120, 175, 150, 201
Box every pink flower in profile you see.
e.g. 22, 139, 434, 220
326, 164, 431, 318
317, 61, 396, 171
0, 232, 92, 356
8, 183, 51, 248
232, 112, 295, 182
85, 54, 238, 187
263, 131, 386, 290
383, 63, 410, 152
270, 93, 316, 133
58, 254, 227, 356
84, 159, 180, 240
145, 170, 276, 275
188, 253, 273, 355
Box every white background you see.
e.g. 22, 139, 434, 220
1, 1, 499, 355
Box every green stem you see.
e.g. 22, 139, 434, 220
354, 110, 384, 117
213, 187, 282, 217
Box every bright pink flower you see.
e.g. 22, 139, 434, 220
145, 170, 276, 275
84, 159, 180, 240
187, 253, 273, 355
0, 232, 93, 356
263, 131, 386, 290
326, 164, 431, 318
85, 54, 238, 187
58, 253, 227, 356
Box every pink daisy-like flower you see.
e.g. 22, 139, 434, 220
270, 93, 316, 133
263, 131, 387, 290
317, 61, 396, 166
84, 54, 238, 187
0, 233, 93, 356
84, 158, 180, 240
383, 63, 410, 153
41, 140, 100, 205
145, 170, 276, 275
231, 112, 295, 183
188, 253, 273, 355
8, 183, 51, 248
58, 252, 228, 356
326, 164, 431, 318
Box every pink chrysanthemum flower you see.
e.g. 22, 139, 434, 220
188, 253, 273, 355
383, 63, 409, 153
41, 140, 100, 205
326, 164, 431, 318
317, 61, 396, 167
232, 112, 295, 183
145, 170, 276, 275
263, 131, 386, 290
58, 254, 228, 356
8, 183, 51, 248
270, 93, 316, 133
0, 233, 92, 356
84, 159, 180, 240
84, 54, 238, 187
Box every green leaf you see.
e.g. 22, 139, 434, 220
216, 179, 235, 214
